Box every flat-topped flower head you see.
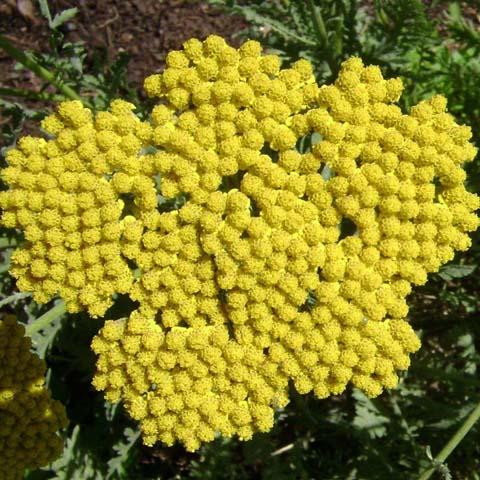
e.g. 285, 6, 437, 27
0, 316, 67, 479
93, 44, 478, 451
1, 35, 478, 452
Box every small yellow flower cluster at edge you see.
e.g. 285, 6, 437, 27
0, 99, 153, 317
1, 35, 479, 452
0, 316, 67, 479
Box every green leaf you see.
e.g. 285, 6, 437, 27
352, 390, 390, 438
106, 427, 140, 479
50, 425, 104, 480
251, 15, 317, 46
311, 131, 322, 145
429, 403, 475, 430
30, 313, 62, 359
50, 8, 78, 29
321, 164, 334, 180
37, 0, 53, 24
438, 264, 477, 281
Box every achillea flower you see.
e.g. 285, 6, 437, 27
92, 312, 287, 450
0, 316, 67, 478
0, 100, 152, 317
2, 35, 479, 452
143, 35, 318, 194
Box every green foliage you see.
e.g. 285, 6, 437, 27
352, 390, 389, 438
37, 0, 78, 31
1, 0, 480, 478
0, 0, 145, 143
437, 264, 477, 282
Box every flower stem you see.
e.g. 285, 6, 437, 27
0, 237, 17, 249
25, 300, 66, 336
0, 292, 31, 308
0, 34, 91, 107
418, 399, 480, 480
0, 87, 64, 102
305, 0, 338, 76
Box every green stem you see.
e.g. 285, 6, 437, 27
0, 34, 91, 107
0, 291, 30, 307
305, 0, 338, 75
0, 87, 65, 102
418, 399, 480, 480
25, 300, 66, 336
0, 237, 17, 249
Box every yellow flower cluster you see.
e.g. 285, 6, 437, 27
143, 34, 318, 196
0, 99, 153, 317
226, 56, 478, 398
92, 311, 288, 451
2, 35, 479, 451
0, 316, 67, 479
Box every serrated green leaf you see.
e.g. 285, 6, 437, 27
106, 427, 140, 479
50, 8, 78, 29
37, 0, 53, 24
438, 264, 477, 281
49, 425, 105, 480
229, 5, 317, 46
352, 390, 390, 438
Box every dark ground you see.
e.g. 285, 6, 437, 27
1, 0, 249, 84
0, 0, 247, 138
0, 0, 248, 84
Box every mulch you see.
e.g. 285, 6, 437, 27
0, 0, 248, 84
0, 0, 248, 142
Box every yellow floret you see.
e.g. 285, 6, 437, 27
0, 316, 67, 479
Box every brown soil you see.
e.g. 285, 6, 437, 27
0, 0, 247, 142
0, 0, 248, 84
